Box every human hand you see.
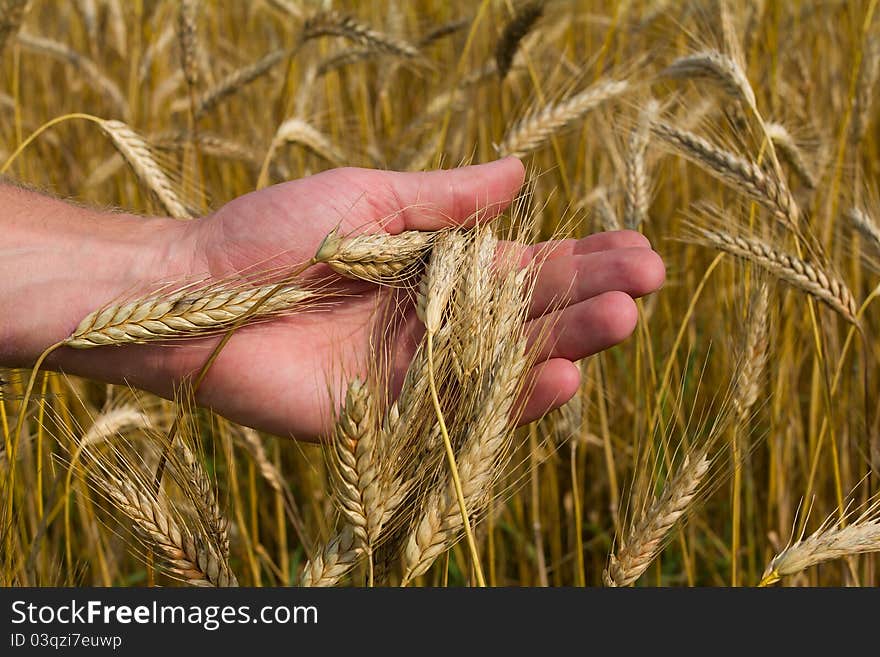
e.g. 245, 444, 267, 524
34, 158, 664, 440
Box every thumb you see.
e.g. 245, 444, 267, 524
378, 157, 525, 232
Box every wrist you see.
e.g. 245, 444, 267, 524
0, 187, 196, 367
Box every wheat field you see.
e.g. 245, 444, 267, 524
2, 0, 880, 587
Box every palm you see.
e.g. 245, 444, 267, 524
165, 159, 665, 440
190, 168, 445, 439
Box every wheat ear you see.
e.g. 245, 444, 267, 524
696, 226, 859, 326
0, 0, 27, 53
604, 451, 711, 587
178, 0, 200, 90
853, 36, 880, 144
402, 261, 531, 584
314, 229, 435, 284
300, 524, 363, 587
624, 100, 658, 230
498, 78, 630, 158
94, 472, 236, 587
17, 32, 129, 119
847, 207, 880, 254
761, 502, 880, 585
172, 441, 230, 559
65, 283, 313, 348
732, 282, 770, 421
495, 1, 543, 81
96, 119, 192, 219
661, 50, 757, 112
193, 48, 290, 117
258, 117, 345, 187
302, 10, 421, 59
301, 381, 379, 588
765, 122, 816, 189
81, 406, 154, 448
651, 119, 799, 228
417, 18, 468, 47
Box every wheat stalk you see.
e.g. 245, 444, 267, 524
498, 78, 630, 158
695, 225, 859, 326
66, 282, 313, 348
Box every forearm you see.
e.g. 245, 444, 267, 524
0, 183, 194, 371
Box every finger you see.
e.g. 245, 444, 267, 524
527, 290, 639, 362
516, 358, 581, 425
528, 247, 665, 318
517, 230, 652, 265
375, 157, 526, 231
